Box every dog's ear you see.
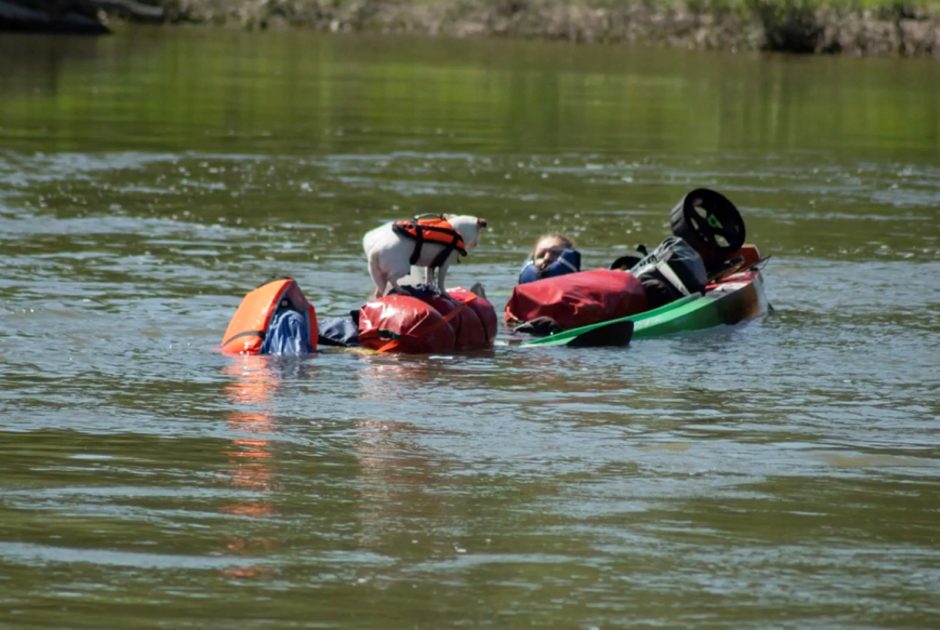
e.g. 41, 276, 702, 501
477, 218, 488, 229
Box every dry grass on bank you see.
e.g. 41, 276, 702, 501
152, 0, 940, 56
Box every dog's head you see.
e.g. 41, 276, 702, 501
445, 214, 487, 250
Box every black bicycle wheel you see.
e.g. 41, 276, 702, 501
669, 188, 745, 270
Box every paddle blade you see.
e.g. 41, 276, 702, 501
522, 319, 634, 348
566, 320, 634, 347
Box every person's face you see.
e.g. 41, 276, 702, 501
533, 236, 568, 270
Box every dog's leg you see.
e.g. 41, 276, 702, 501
367, 254, 388, 299
425, 266, 435, 288
436, 263, 448, 294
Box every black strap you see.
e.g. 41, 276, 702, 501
430, 239, 456, 268
409, 220, 425, 265
222, 330, 264, 348
393, 220, 425, 265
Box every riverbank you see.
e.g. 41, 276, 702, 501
159, 0, 939, 57
2, 0, 938, 56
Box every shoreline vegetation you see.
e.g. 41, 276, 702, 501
2, 0, 939, 56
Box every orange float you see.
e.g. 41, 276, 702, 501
221, 278, 317, 355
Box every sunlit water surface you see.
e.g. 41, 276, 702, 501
0, 27, 938, 628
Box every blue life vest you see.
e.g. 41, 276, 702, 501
518, 248, 581, 284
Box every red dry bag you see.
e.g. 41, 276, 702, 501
449, 287, 497, 348
504, 269, 648, 330
358, 294, 456, 354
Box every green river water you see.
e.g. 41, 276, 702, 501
1, 26, 938, 628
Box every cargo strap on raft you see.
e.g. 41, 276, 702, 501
222, 329, 265, 348
392, 214, 467, 269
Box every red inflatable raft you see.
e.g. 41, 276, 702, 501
358, 287, 496, 354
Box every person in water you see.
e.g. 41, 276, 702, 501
518, 233, 581, 284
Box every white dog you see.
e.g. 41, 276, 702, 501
363, 214, 487, 298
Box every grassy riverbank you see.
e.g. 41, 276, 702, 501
157, 0, 939, 56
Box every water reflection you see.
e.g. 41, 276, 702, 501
352, 356, 451, 547
219, 355, 310, 579
354, 354, 440, 402
351, 415, 439, 548
0, 34, 102, 97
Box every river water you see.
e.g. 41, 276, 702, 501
1, 26, 938, 628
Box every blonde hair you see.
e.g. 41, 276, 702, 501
530, 233, 574, 259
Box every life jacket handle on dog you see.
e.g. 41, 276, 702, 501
392, 214, 468, 269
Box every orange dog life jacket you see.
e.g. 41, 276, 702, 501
392, 215, 467, 268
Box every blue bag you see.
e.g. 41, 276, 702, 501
317, 312, 361, 347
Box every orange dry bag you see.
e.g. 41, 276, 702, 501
221, 278, 318, 355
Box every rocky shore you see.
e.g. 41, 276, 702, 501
3, 0, 939, 57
